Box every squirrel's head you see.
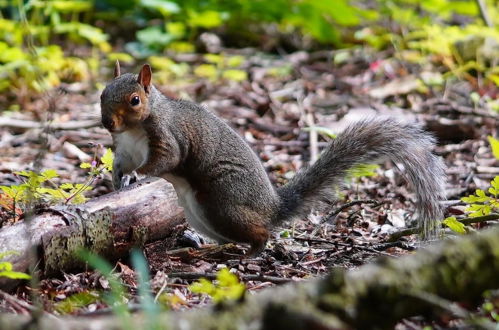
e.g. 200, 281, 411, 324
100, 61, 153, 133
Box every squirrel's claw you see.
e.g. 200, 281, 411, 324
120, 171, 141, 189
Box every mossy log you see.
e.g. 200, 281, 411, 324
0, 178, 184, 291
1, 227, 498, 329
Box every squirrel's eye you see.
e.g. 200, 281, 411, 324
130, 95, 140, 106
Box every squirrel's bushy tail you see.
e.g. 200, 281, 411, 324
276, 118, 446, 238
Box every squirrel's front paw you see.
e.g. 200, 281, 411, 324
120, 171, 145, 189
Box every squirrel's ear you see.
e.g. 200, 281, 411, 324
138, 64, 152, 92
114, 60, 121, 78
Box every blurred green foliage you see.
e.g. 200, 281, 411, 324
0, 0, 498, 100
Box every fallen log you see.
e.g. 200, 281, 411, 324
1, 226, 498, 329
0, 178, 184, 291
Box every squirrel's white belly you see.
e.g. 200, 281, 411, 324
162, 174, 232, 243
113, 128, 149, 170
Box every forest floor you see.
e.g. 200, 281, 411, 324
0, 47, 498, 326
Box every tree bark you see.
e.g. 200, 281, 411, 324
0, 178, 184, 291
1, 226, 498, 329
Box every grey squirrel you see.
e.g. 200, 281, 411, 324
100, 61, 446, 255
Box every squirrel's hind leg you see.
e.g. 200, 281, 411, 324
234, 220, 270, 257
203, 204, 272, 256
246, 232, 268, 256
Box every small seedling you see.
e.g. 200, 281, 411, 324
189, 268, 245, 303
0, 251, 31, 279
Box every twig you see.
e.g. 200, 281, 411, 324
321, 199, 383, 224
0, 289, 60, 322
154, 280, 168, 303
0, 289, 36, 313
293, 237, 395, 257
167, 272, 293, 284
460, 213, 499, 225
387, 213, 499, 241
475, 0, 494, 28
306, 112, 318, 163
370, 241, 416, 251
298, 95, 319, 164
387, 227, 419, 242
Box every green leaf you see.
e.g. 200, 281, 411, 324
46, 1, 93, 13
0, 261, 12, 271
442, 216, 466, 234
489, 177, 499, 196
54, 291, 100, 314
189, 278, 215, 295
41, 169, 58, 179
166, 22, 185, 38
37, 188, 67, 201
347, 164, 379, 178
107, 52, 134, 64
137, 26, 174, 50
227, 56, 245, 68
0, 270, 32, 279
101, 149, 114, 172
141, 0, 180, 16
194, 64, 218, 80
0, 185, 24, 199
60, 183, 74, 190
222, 69, 248, 82
280, 230, 291, 238
302, 126, 337, 138
15, 171, 31, 177
487, 136, 499, 160
215, 268, 245, 302
189, 268, 245, 303
465, 204, 491, 217
204, 54, 223, 65
130, 249, 160, 326
461, 189, 490, 203
188, 10, 226, 29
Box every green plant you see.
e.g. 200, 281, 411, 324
0, 251, 31, 279
189, 268, 245, 303
444, 136, 499, 233
380, 0, 499, 87
77, 250, 131, 328
442, 216, 466, 234
55, 250, 159, 319
131, 249, 161, 329
481, 291, 499, 322
0, 0, 108, 96
54, 290, 100, 314
0, 148, 113, 220
460, 137, 499, 218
